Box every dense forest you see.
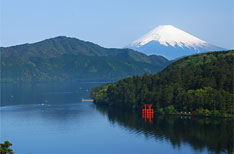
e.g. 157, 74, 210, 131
0, 36, 170, 82
91, 50, 233, 117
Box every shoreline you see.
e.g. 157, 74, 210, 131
94, 103, 233, 118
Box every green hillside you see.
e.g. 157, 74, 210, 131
91, 50, 234, 117
0, 36, 170, 81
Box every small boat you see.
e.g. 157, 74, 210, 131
81, 98, 94, 102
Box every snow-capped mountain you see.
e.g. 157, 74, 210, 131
126, 25, 225, 59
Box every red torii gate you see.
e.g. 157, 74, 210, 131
142, 104, 154, 123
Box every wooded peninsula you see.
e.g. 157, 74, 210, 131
91, 50, 233, 117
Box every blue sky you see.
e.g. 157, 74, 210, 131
0, 0, 233, 49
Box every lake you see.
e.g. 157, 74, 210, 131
0, 82, 233, 154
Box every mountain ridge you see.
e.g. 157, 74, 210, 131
127, 25, 225, 59
1, 36, 170, 82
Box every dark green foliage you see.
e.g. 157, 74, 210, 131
0, 141, 13, 154
0, 36, 170, 82
91, 50, 234, 117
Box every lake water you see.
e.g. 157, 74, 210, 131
0, 82, 233, 154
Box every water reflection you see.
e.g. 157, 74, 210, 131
95, 105, 234, 154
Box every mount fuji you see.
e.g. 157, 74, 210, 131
126, 25, 225, 59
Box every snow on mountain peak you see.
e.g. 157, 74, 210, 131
130, 25, 208, 48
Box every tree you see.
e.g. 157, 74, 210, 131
0, 141, 14, 154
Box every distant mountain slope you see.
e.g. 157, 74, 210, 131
91, 50, 233, 117
126, 25, 225, 59
0, 36, 170, 82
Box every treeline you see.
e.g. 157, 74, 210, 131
91, 50, 234, 117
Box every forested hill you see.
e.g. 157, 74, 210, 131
0, 36, 170, 82
91, 50, 233, 117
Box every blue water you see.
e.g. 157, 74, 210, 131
0, 82, 233, 154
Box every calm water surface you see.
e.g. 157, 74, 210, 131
0, 82, 233, 154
